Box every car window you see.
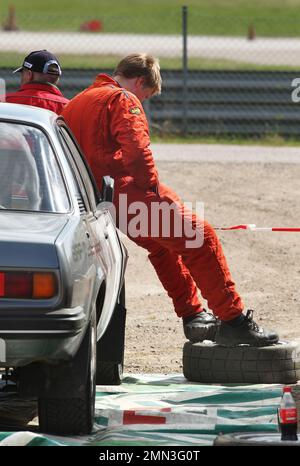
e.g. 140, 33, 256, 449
58, 125, 99, 212
0, 122, 70, 213
58, 132, 89, 214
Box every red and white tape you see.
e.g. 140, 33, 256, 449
215, 224, 300, 232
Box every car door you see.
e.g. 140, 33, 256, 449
56, 122, 125, 339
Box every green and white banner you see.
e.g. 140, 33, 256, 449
0, 374, 282, 446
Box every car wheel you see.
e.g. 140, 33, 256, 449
96, 283, 126, 385
183, 340, 300, 384
38, 313, 96, 435
96, 361, 123, 385
214, 432, 300, 446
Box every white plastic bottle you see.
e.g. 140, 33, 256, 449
278, 386, 298, 441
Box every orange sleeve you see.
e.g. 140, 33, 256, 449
108, 90, 158, 190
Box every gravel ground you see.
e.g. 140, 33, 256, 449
123, 144, 300, 374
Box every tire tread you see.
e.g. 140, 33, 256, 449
183, 341, 300, 383
38, 398, 91, 435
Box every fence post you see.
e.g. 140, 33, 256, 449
182, 5, 188, 136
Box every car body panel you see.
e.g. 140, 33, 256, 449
0, 211, 67, 268
0, 103, 127, 367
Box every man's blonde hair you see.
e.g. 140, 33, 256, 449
113, 53, 162, 95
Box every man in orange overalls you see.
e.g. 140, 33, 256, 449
62, 53, 278, 347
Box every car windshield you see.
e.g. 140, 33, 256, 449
0, 122, 69, 213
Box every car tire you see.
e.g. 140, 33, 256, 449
214, 432, 300, 446
38, 313, 96, 436
183, 340, 300, 384
96, 283, 126, 385
96, 361, 123, 386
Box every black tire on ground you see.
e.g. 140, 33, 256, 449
214, 432, 300, 446
96, 283, 126, 385
183, 340, 300, 384
96, 361, 123, 385
38, 313, 96, 436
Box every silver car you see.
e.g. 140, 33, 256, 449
0, 103, 127, 435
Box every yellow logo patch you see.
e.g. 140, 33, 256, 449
129, 107, 141, 115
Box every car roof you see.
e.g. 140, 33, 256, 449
0, 102, 58, 129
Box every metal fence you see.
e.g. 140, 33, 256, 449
148, 70, 300, 137
2, 7, 300, 68
2, 68, 300, 137
2, 5, 300, 137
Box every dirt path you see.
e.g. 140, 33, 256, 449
124, 144, 300, 374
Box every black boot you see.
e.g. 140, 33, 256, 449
215, 310, 279, 347
183, 310, 218, 342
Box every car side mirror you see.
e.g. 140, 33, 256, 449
101, 176, 114, 203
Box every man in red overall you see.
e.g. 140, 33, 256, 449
62, 53, 278, 347
6, 50, 68, 114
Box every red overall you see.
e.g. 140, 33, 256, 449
62, 74, 244, 320
6, 82, 69, 114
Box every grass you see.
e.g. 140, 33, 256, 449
2, 52, 300, 72
1, 0, 300, 36
151, 133, 300, 146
